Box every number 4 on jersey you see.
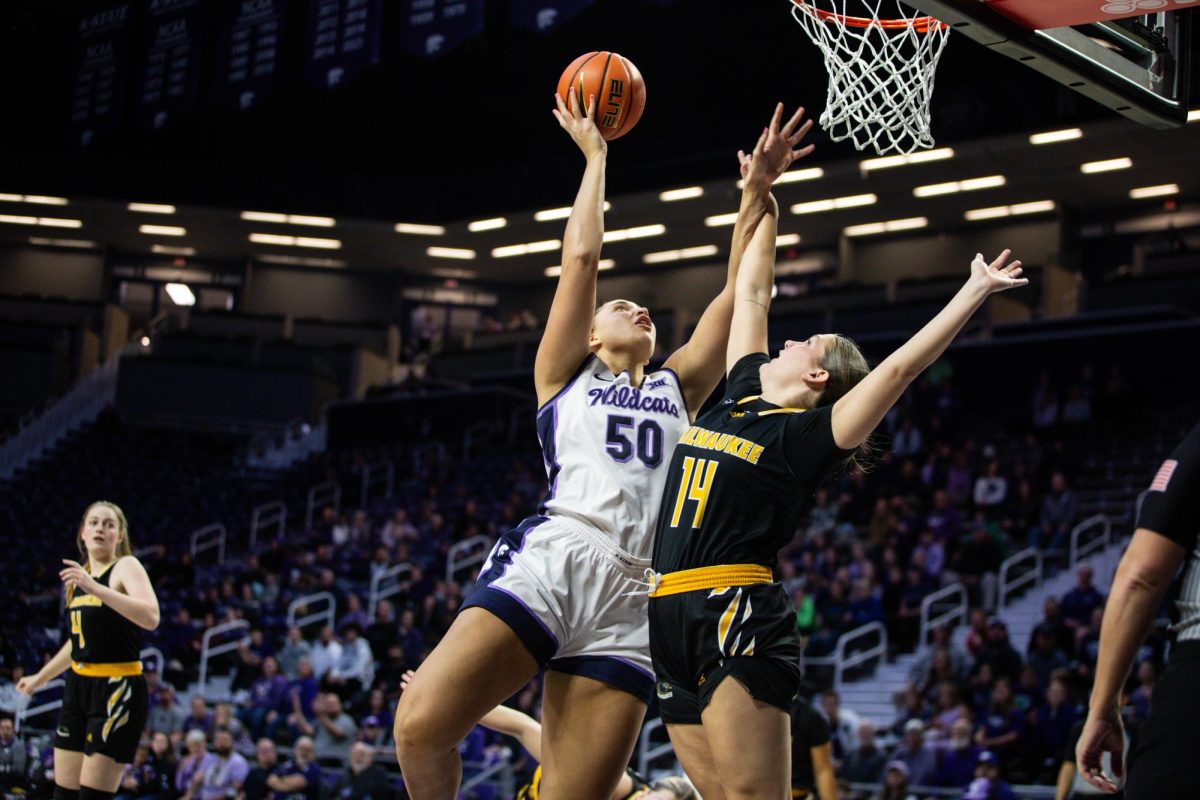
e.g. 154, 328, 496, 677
670, 456, 718, 528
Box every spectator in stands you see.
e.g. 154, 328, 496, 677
807, 488, 839, 540
328, 742, 391, 800
325, 624, 373, 703
0, 665, 31, 720
116, 744, 153, 800
374, 645, 409, 700
911, 627, 970, 692
145, 731, 179, 800
357, 715, 388, 748
1031, 473, 1078, 552
891, 719, 937, 787
973, 460, 1008, 510
974, 679, 1024, 770
929, 681, 970, 736
913, 529, 945, 583
955, 526, 1003, 610
877, 760, 916, 800
175, 731, 211, 797
842, 721, 887, 785
148, 685, 188, 745
934, 717, 983, 790
1061, 385, 1091, 427
212, 703, 251, 750
281, 658, 319, 743
1002, 478, 1041, 543
1060, 565, 1105, 635
973, 751, 1016, 800
790, 698, 838, 800
1032, 372, 1060, 430
946, 453, 974, 506
310, 626, 342, 681
893, 418, 924, 457
365, 600, 395, 659
0, 716, 32, 795
964, 609, 989, 658
892, 687, 930, 738
265, 736, 320, 800
1036, 597, 1074, 657
339, 595, 370, 634
1030, 677, 1076, 781
298, 693, 357, 765
926, 490, 963, 543
237, 739, 276, 800
1027, 625, 1070, 690
242, 655, 288, 740
820, 690, 863, 763
380, 509, 418, 549
894, 567, 928, 653
793, 585, 817, 641
1129, 659, 1156, 726
183, 696, 212, 738
276, 627, 310, 680
1073, 607, 1105, 680
194, 728, 249, 800
359, 688, 393, 739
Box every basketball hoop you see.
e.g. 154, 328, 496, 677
788, 1, 951, 155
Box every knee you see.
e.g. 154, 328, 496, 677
393, 690, 448, 754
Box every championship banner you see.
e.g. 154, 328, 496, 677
399, 0, 486, 59
214, 0, 288, 111
305, 0, 383, 90
509, 0, 596, 34
70, 2, 136, 146
136, 0, 208, 132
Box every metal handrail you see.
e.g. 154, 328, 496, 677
369, 562, 414, 620
460, 758, 516, 796
834, 621, 888, 692
141, 646, 165, 675
1070, 514, 1112, 569
190, 523, 227, 565
918, 582, 967, 647
250, 501, 287, 550
446, 535, 493, 583
998, 547, 1043, 609
197, 619, 250, 699
287, 591, 337, 633
359, 461, 395, 508
14, 678, 65, 733
637, 717, 678, 777
305, 481, 341, 531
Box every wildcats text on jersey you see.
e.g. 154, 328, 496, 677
588, 385, 681, 417
678, 425, 765, 465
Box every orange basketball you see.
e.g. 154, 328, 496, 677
556, 52, 646, 141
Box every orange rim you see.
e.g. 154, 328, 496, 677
791, 1, 949, 32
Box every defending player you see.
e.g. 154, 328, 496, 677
646, 134, 1027, 798
17, 502, 160, 800
395, 98, 814, 799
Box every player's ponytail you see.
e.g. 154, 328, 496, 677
817, 334, 877, 473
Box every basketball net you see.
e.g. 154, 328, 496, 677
788, 0, 951, 155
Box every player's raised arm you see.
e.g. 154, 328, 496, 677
664, 103, 814, 417
535, 91, 608, 407
830, 250, 1028, 449
725, 193, 778, 373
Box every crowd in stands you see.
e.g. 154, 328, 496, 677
0, 355, 1163, 800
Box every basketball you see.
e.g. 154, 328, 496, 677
556, 51, 646, 141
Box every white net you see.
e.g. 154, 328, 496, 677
789, 0, 951, 155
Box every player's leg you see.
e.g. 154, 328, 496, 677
700, 676, 791, 800
52, 750, 84, 792
394, 607, 541, 799
537, 670, 647, 800
663, 723, 729, 800
78, 753, 126, 794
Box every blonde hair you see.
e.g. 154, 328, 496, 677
651, 776, 699, 800
816, 334, 871, 408
68, 501, 133, 604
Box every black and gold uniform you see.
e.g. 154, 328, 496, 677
515, 765, 651, 799
648, 353, 852, 723
54, 560, 148, 763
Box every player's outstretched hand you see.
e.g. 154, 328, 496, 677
968, 249, 1028, 294
399, 669, 416, 693
739, 103, 815, 189
1076, 711, 1124, 793
553, 90, 607, 159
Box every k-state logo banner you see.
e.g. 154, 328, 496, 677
70, 2, 135, 145
136, 0, 208, 132
305, 0, 383, 90
399, 0, 486, 59
214, 0, 288, 111
509, 0, 596, 34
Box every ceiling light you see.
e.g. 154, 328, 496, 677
257, 254, 346, 268
1029, 128, 1082, 145
395, 222, 446, 235
0, 193, 68, 205
913, 175, 1006, 198
604, 224, 665, 242
426, 246, 476, 260
643, 245, 720, 264
249, 232, 293, 245
0, 214, 38, 225
152, 244, 196, 256
248, 232, 341, 249
1188, 109, 1199, 123
294, 236, 340, 249
492, 239, 561, 258
659, 187, 704, 202
139, 224, 186, 236
28, 237, 97, 248
128, 202, 176, 214
37, 218, 83, 228
1008, 201, 1056, 215
705, 212, 739, 227
241, 211, 335, 227
242, 211, 287, 223
791, 193, 878, 215
468, 217, 508, 232
860, 148, 954, 174
736, 167, 825, 190
1129, 184, 1179, 199
534, 202, 611, 221
843, 217, 928, 237
545, 259, 615, 277
776, 234, 801, 247
964, 200, 1056, 221
164, 283, 196, 306
1081, 157, 1132, 174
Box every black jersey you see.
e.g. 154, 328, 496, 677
67, 559, 142, 663
651, 353, 853, 574
790, 700, 831, 790
1140, 421, 1200, 641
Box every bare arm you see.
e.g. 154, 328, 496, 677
665, 104, 814, 416
1077, 528, 1184, 792
17, 641, 72, 694
725, 196, 778, 373
535, 92, 608, 406
1055, 760, 1075, 800
60, 556, 160, 630
810, 742, 839, 800
830, 251, 1027, 449
478, 704, 542, 762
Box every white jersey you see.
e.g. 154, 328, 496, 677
536, 354, 690, 560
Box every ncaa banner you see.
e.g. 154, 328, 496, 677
510, 0, 597, 34
399, 0, 486, 59
70, 2, 136, 146
214, 0, 288, 111
136, 0, 209, 132
305, 0, 384, 90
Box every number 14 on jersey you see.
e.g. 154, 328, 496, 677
669, 456, 718, 529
